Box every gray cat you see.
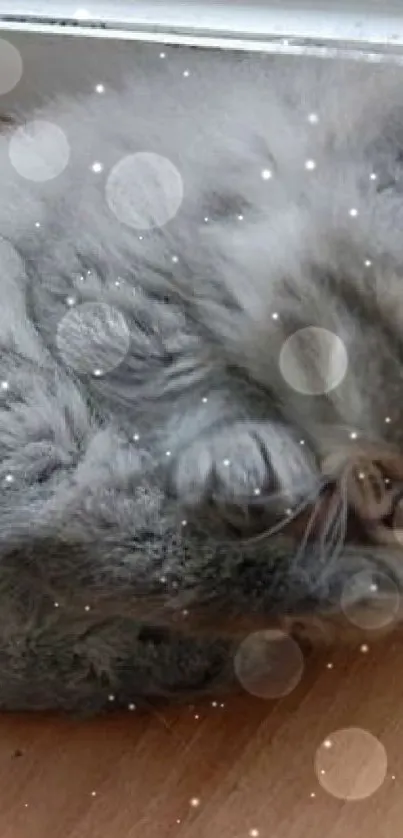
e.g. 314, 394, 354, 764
0, 45, 402, 712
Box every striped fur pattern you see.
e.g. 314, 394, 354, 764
0, 48, 402, 709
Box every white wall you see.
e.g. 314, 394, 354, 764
1, 1, 403, 50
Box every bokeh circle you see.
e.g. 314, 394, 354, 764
233, 630, 304, 699
279, 327, 348, 395
105, 152, 184, 230
9, 120, 70, 181
315, 728, 387, 800
341, 570, 400, 630
0, 39, 23, 94
56, 302, 130, 374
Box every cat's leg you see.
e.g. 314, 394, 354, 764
172, 527, 403, 651
170, 416, 319, 519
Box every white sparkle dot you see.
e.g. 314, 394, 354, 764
324, 739, 333, 749
392, 775, 396, 780
370, 583, 378, 592
272, 312, 279, 320
133, 433, 140, 441
320, 769, 326, 775
365, 259, 372, 267
160, 576, 167, 584
91, 791, 97, 797
220, 703, 225, 708
165, 450, 172, 457
249, 831, 260, 837
91, 161, 103, 173
358, 472, 366, 480
308, 113, 319, 124
360, 644, 369, 653
128, 703, 136, 711
285, 508, 292, 515
4, 474, 14, 484
182, 609, 189, 617
190, 798, 200, 808
326, 662, 334, 669
0, 380, 9, 391
202, 396, 208, 403
299, 439, 305, 445
385, 416, 391, 423
223, 459, 231, 467
211, 701, 218, 707
35, 221, 41, 228
139, 236, 143, 241
108, 694, 115, 701
238, 214, 244, 221
84, 605, 91, 612
261, 168, 272, 180
305, 159, 317, 171
95, 84, 105, 93
54, 602, 60, 608
93, 369, 103, 377
24, 803, 29, 808
370, 172, 378, 181
194, 714, 200, 719
160, 52, 166, 59
253, 488, 261, 496
181, 520, 188, 527
171, 255, 179, 263
204, 217, 209, 223
310, 792, 316, 798
350, 431, 358, 440
176, 820, 181, 825
385, 478, 391, 485
66, 296, 76, 307
114, 280, 121, 287
349, 208, 359, 217
183, 70, 190, 78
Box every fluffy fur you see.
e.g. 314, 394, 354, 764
0, 46, 403, 711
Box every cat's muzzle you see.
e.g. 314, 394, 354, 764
284, 441, 403, 547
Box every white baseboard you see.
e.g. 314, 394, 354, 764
1, 1, 403, 57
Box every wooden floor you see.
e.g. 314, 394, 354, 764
1, 634, 403, 838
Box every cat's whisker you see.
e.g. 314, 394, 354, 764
238, 480, 326, 545
317, 478, 349, 565
293, 495, 326, 568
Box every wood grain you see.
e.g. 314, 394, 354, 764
0, 634, 402, 838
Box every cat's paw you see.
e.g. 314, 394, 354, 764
171, 420, 318, 510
